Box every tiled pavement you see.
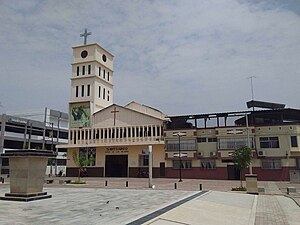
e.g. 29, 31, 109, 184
0, 187, 195, 225
255, 195, 288, 225
0, 178, 300, 225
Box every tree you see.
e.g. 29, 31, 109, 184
232, 145, 252, 188
72, 151, 90, 181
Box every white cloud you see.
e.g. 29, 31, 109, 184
0, 0, 300, 114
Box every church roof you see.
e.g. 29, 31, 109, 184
124, 101, 169, 121
93, 103, 168, 121
92, 103, 168, 128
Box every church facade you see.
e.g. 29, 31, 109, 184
61, 40, 168, 178
60, 38, 300, 181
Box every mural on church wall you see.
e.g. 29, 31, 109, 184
70, 103, 91, 128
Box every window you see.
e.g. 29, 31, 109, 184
296, 158, 300, 170
79, 147, 96, 166
88, 65, 91, 74
219, 138, 254, 149
208, 138, 217, 142
103, 88, 106, 99
107, 90, 110, 101
98, 86, 101, 98
87, 84, 90, 96
173, 160, 192, 169
139, 154, 149, 167
166, 140, 197, 151
108, 72, 110, 81
200, 159, 216, 169
103, 69, 105, 79
75, 86, 79, 97
197, 137, 206, 143
291, 136, 298, 147
2, 158, 9, 166
57, 159, 67, 166
99, 67, 101, 76
81, 85, 84, 97
76, 66, 79, 76
82, 66, 85, 75
260, 137, 279, 148
261, 159, 281, 169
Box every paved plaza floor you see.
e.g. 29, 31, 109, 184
0, 178, 299, 225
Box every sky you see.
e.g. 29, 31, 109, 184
0, 0, 300, 116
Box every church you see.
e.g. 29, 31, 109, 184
60, 32, 169, 178
60, 31, 300, 181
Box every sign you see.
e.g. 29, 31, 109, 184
227, 129, 243, 135
7, 117, 27, 124
70, 103, 91, 128
105, 147, 128, 154
173, 153, 188, 157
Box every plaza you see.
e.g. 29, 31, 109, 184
0, 178, 299, 225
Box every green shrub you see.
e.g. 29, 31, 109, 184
70, 180, 86, 184
231, 187, 247, 191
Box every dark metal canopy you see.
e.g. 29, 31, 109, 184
246, 100, 285, 109
167, 108, 300, 129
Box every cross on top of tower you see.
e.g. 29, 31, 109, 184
80, 28, 92, 45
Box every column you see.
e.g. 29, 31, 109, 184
69, 130, 73, 145
0, 114, 6, 153
131, 126, 136, 141
91, 128, 94, 144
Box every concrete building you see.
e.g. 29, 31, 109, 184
0, 108, 68, 176
164, 104, 300, 181
61, 40, 300, 181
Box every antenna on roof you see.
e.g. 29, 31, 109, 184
247, 76, 256, 111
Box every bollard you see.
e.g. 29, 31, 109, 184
199, 184, 202, 191
126, 181, 128, 187
105, 180, 108, 186
174, 183, 177, 189
1, 178, 4, 184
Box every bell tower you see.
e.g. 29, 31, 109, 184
69, 29, 114, 128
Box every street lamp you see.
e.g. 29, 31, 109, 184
245, 113, 253, 175
173, 132, 186, 182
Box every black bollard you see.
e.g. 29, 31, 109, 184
174, 183, 177, 189
126, 181, 128, 187
105, 180, 108, 186
1, 177, 4, 184
199, 184, 202, 191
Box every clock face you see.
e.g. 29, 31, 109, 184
81, 50, 88, 58
102, 54, 107, 62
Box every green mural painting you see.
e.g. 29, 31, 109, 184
70, 103, 90, 128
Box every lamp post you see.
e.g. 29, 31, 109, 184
245, 113, 253, 175
173, 132, 186, 182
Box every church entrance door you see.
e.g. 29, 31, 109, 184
105, 155, 128, 177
